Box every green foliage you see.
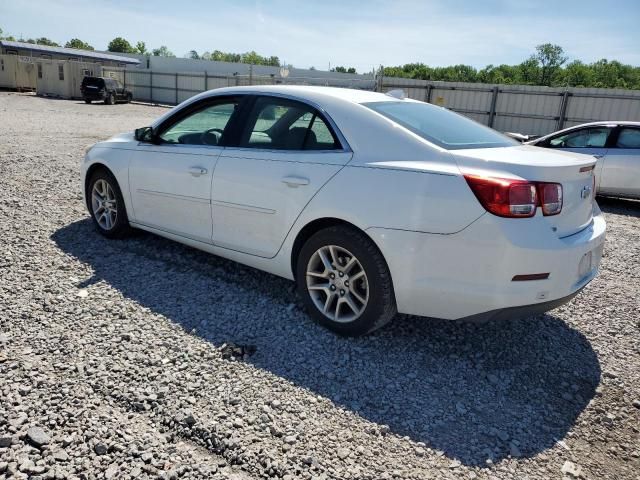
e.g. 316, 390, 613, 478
207, 50, 280, 66
152, 45, 175, 57
332, 66, 357, 74
108, 37, 135, 53
384, 44, 640, 90
533, 43, 567, 86
65, 38, 94, 50
188, 50, 199, 60
35, 37, 60, 47
135, 41, 147, 55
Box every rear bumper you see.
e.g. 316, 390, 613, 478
367, 205, 606, 320
82, 91, 107, 100
456, 289, 582, 322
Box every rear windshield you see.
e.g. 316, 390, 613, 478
82, 77, 105, 87
363, 101, 518, 150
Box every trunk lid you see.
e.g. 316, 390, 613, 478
452, 145, 596, 238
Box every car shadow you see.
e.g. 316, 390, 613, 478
598, 196, 640, 218
51, 219, 601, 467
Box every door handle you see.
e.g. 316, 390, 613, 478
188, 167, 208, 177
282, 176, 310, 187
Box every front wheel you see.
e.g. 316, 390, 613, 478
296, 225, 396, 336
84, 99, 91, 104
105, 93, 115, 105
87, 170, 130, 238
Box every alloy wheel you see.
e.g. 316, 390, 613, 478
306, 245, 369, 323
91, 179, 118, 230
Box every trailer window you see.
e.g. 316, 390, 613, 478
37, 63, 42, 79
58, 64, 64, 81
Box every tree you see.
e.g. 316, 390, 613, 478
188, 50, 200, 60
108, 37, 134, 53
517, 57, 540, 84
0, 27, 14, 41
347, 67, 357, 74
532, 43, 567, 86
65, 38, 94, 50
35, 37, 60, 47
135, 41, 147, 55
152, 45, 175, 57
560, 60, 593, 87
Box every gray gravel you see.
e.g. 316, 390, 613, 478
1, 92, 639, 479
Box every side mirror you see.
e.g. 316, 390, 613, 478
134, 126, 158, 143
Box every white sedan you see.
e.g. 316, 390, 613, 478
526, 121, 640, 199
82, 86, 606, 336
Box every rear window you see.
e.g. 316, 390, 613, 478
82, 77, 105, 88
363, 101, 518, 150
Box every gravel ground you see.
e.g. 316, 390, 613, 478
0, 92, 639, 480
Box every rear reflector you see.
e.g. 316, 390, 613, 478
512, 273, 550, 281
579, 165, 595, 173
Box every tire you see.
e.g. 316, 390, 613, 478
86, 169, 130, 239
84, 99, 91, 104
105, 93, 115, 105
296, 225, 396, 336
126, 93, 132, 103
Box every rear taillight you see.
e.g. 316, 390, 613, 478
538, 182, 562, 215
464, 175, 563, 218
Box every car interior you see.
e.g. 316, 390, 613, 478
161, 100, 337, 150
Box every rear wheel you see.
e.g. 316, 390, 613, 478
105, 93, 115, 105
126, 93, 132, 103
84, 99, 91, 104
296, 225, 396, 336
87, 169, 130, 238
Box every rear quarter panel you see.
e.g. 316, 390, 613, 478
295, 163, 485, 234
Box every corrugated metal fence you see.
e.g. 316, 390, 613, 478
102, 67, 640, 136
380, 77, 640, 136
103, 67, 375, 106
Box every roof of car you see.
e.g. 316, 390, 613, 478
150, 85, 409, 130
564, 120, 640, 127
200, 85, 401, 105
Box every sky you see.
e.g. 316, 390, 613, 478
1, 0, 639, 72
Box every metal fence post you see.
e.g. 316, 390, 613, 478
175, 72, 179, 105
123, 69, 126, 89
425, 84, 432, 103
488, 86, 499, 127
204, 71, 208, 92
556, 90, 571, 130
149, 71, 153, 104
249, 64, 253, 85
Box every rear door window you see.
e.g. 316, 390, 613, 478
615, 128, 640, 149
239, 96, 340, 150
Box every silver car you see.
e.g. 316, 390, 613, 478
527, 121, 640, 199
